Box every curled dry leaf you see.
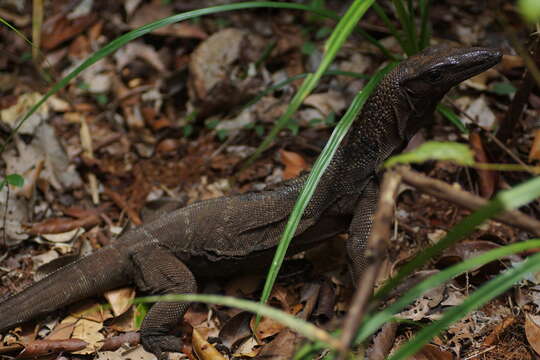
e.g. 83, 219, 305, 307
438, 240, 521, 272
469, 131, 496, 198
525, 313, 540, 355
410, 344, 453, 360
279, 149, 309, 180
26, 216, 100, 235
528, 129, 540, 162
218, 311, 253, 351
41, 13, 96, 50
129, 3, 207, 39
367, 322, 398, 360
98, 332, 140, 352
192, 328, 227, 360
250, 316, 286, 342
18, 339, 88, 358
104, 287, 135, 317
0, 92, 49, 134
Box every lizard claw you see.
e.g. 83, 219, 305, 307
140, 334, 183, 359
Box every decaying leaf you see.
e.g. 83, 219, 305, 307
192, 328, 227, 360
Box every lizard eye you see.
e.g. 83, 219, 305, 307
425, 69, 442, 82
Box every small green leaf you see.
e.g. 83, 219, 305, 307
183, 124, 193, 137
301, 41, 317, 55
325, 111, 336, 125
519, 0, 540, 22
308, 118, 323, 126
134, 303, 149, 329
216, 129, 228, 141
20, 51, 32, 62
77, 82, 90, 90
6, 174, 24, 188
491, 82, 517, 96
94, 94, 108, 105
315, 26, 332, 39
385, 141, 474, 168
255, 124, 265, 137
206, 119, 219, 129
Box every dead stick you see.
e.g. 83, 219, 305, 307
396, 166, 540, 237
338, 171, 402, 359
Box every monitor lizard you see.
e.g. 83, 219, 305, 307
0, 45, 502, 357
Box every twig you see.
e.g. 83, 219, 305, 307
498, 36, 540, 144
103, 188, 142, 226
338, 171, 402, 359
396, 166, 540, 237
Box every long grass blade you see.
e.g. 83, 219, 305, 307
374, 175, 540, 301
356, 239, 540, 343
257, 62, 396, 321
246, 0, 375, 167
135, 293, 343, 351
419, 0, 431, 49
387, 250, 540, 360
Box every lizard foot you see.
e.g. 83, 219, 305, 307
140, 334, 182, 359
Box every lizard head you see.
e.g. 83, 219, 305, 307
399, 45, 502, 98
394, 45, 502, 139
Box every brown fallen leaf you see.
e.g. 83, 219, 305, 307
483, 316, 516, 346
98, 332, 140, 352
17, 339, 88, 358
219, 311, 253, 351
26, 215, 101, 235
409, 344, 453, 360
279, 149, 309, 180
251, 316, 286, 342
529, 129, 540, 162
469, 131, 497, 198
192, 328, 227, 360
525, 313, 540, 355
41, 14, 96, 50
129, 3, 207, 39
367, 322, 398, 360
104, 287, 135, 317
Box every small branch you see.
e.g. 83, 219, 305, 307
396, 166, 540, 237
498, 36, 540, 144
338, 171, 402, 359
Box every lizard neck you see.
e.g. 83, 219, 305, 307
325, 68, 431, 191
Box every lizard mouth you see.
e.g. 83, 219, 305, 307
459, 48, 502, 80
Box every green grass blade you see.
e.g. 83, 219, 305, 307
406, 0, 419, 52
372, 3, 408, 54
387, 250, 540, 360
384, 141, 474, 168
391, 0, 414, 55
258, 62, 397, 321
418, 0, 431, 49
437, 103, 468, 133
374, 175, 540, 301
0, 1, 367, 154
0, 17, 34, 48
242, 70, 369, 111
245, 0, 376, 167
356, 239, 540, 343
134, 293, 342, 350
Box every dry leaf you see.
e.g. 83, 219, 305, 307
192, 328, 227, 360
525, 313, 540, 355
529, 129, 540, 162
279, 149, 308, 180
104, 287, 135, 317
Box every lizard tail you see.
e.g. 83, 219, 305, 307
0, 245, 132, 332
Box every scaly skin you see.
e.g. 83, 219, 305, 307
0, 46, 502, 357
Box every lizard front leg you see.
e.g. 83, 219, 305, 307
346, 178, 379, 282
131, 247, 197, 358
